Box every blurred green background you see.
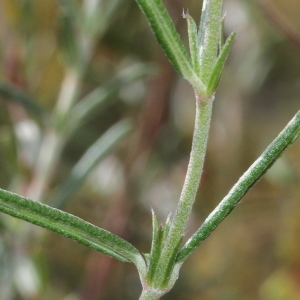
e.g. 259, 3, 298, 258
0, 0, 299, 299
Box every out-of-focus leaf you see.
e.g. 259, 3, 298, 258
147, 210, 164, 283
65, 63, 155, 136
56, 0, 79, 20
53, 119, 133, 208
0, 217, 5, 231
0, 187, 143, 266
197, 0, 223, 85
0, 83, 45, 117
57, 11, 79, 69
135, 0, 194, 80
82, 0, 123, 37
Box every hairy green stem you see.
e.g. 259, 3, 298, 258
139, 288, 164, 300
177, 109, 300, 262
152, 96, 214, 288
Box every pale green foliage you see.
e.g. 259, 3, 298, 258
0, 1, 299, 300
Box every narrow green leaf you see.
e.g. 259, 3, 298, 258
65, 63, 154, 136
57, 11, 79, 69
151, 209, 159, 246
183, 10, 201, 75
0, 83, 45, 117
147, 210, 164, 282
154, 236, 183, 288
162, 213, 171, 243
176, 110, 300, 262
53, 119, 133, 208
0, 188, 143, 266
82, 0, 123, 37
198, 0, 223, 84
135, 0, 193, 80
219, 13, 227, 49
207, 31, 236, 95
97, 0, 123, 36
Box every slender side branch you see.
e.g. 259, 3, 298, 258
177, 109, 300, 262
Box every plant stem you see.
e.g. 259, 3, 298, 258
153, 95, 214, 287
139, 288, 164, 300
177, 109, 300, 262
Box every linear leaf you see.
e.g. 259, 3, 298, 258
135, 0, 192, 78
0, 188, 143, 266
81, 0, 122, 37
147, 210, 164, 282
183, 11, 201, 75
135, 0, 206, 95
94, 0, 123, 36
162, 213, 172, 243
219, 13, 227, 49
53, 119, 133, 208
207, 31, 236, 94
154, 236, 183, 288
57, 11, 79, 68
176, 110, 300, 262
0, 83, 45, 117
198, 0, 223, 84
65, 63, 154, 136
56, 0, 79, 20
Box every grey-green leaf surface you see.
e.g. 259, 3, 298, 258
147, 210, 164, 282
135, 0, 193, 80
0, 188, 143, 265
176, 109, 300, 262
53, 119, 133, 208
198, 0, 223, 85
207, 31, 236, 94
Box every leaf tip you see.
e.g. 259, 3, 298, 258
182, 8, 190, 19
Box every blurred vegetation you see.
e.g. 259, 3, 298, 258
0, 0, 299, 299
